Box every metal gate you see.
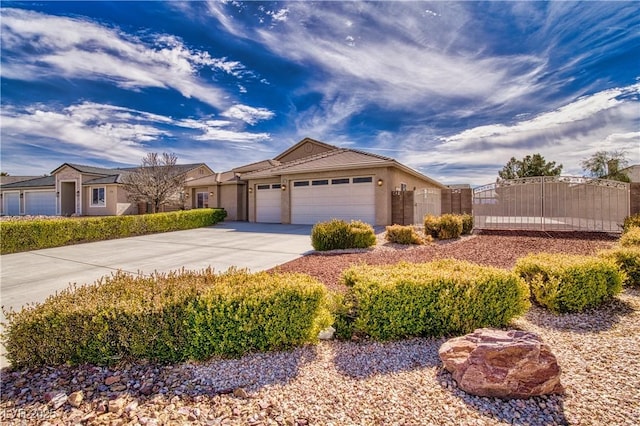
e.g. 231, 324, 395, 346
473, 176, 629, 232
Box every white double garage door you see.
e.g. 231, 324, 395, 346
3, 191, 56, 216
256, 176, 375, 225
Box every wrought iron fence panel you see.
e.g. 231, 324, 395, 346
472, 176, 629, 232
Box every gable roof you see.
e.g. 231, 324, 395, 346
51, 163, 121, 175
0, 175, 56, 189
232, 159, 280, 174
242, 140, 446, 189
0, 176, 41, 186
273, 137, 336, 162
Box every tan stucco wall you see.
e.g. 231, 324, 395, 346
55, 166, 82, 215
83, 185, 136, 216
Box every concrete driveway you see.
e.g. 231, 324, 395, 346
0, 221, 313, 367
0, 221, 313, 313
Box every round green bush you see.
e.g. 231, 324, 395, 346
311, 219, 376, 251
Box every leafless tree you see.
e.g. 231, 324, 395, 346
121, 153, 186, 213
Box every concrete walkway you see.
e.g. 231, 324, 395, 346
0, 221, 313, 368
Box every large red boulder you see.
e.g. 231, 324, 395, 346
438, 328, 564, 399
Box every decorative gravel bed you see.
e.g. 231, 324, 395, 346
2, 231, 638, 426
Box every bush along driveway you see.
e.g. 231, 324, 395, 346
0, 208, 227, 254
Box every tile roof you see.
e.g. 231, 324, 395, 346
242, 148, 394, 179
0, 175, 55, 189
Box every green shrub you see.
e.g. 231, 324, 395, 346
622, 214, 640, 233
599, 247, 640, 287
338, 260, 530, 340
438, 214, 463, 239
311, 219, 376, 251
385, 225, 425, 245
2, 268, 331, 368
515, 253, 623, 313
620, 226, 640, 247
0, 209, 226, 254
423, 214, 464, 240
460, 214, 474, 235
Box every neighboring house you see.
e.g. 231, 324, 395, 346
620, 164, 640, 182
1, 163, 213, 216
227, 138, 445, 225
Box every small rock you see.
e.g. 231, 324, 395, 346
68, 390, 84, 408
318, 326, 336, 340
233, 387, 249, 398
105, 375, 121, 386
108, 398, 125, 414
51, 393, 68, 410
140, 382, 154, 396
111, 384, 127, 392
125, 400, 139, 413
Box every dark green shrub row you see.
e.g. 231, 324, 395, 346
620, 226, 640, 248
622, 214, 640, 233
338, 260, 530, 340
2, 268, 331, 368
424, 214, 472, 240
515, 253, 623, 313
384, 224, 428, 245
311, 219, 376, 251
599, 247, 640, 287
0, 209, 226, 254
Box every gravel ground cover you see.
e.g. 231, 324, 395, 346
2, 231, 638, 426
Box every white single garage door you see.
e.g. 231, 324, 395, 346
256, 184, 282, 223
24, 191, 56, 216
291, 176, 376, 225
3, 192, 20, 216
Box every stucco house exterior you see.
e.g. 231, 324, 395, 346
1, 163, 213, 216
221, 138, 446, 225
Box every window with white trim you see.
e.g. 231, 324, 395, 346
91, 187, 106, 207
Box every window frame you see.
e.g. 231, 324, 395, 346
90, 187, 106, 207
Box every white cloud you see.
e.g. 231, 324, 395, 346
400, 84, 640, 185
0, 8, 243, 109
0, 102, 275, 170
221, 105, 275, 125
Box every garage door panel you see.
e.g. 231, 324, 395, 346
25, 191, 56, 216
291, 177, 375, 225
256, 186, 281, 223
3, 193, 20, 216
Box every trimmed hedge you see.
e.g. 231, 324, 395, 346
311, 219, 376, 251
385, 224, 427, 245
620, 226, 640, 248
339, 260, 530, 340
0, 209, 226, 254
424, 214, 464, 240
2, 268, 331, 368
515, 253, 623, 313
599, 247, 640, 287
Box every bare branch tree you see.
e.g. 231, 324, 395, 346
581, 150, 630, 182
121, 153, 186, 213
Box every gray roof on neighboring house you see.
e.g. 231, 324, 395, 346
0, 175, 56, 189
118, 163, 210, 175
0, 176, 41, 186
51, 163, 122, 175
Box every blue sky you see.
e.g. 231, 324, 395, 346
1, 1, 638, 185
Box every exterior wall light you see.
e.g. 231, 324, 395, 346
20, 193, 24, 199
377, 179, 384, 186
56, 192, 60, 197
281, 184, 287, 191
76, 190, 80, 196
209, 192, 214, 196
248, 187, 253, 193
